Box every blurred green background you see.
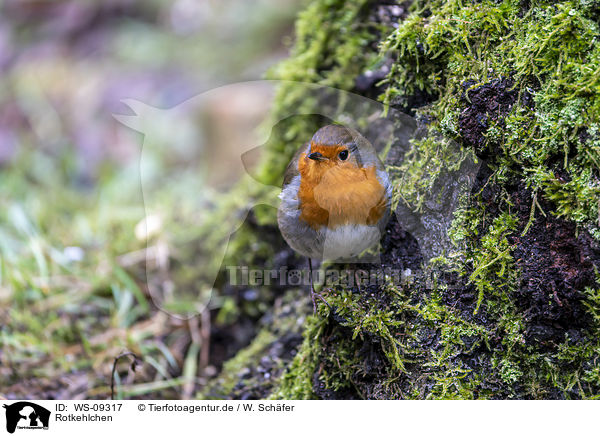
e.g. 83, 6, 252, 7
0, 0, 304, 399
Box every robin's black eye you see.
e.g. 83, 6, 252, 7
338, 150, 349, 160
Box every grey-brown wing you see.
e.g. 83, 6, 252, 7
282, 142, 309, 188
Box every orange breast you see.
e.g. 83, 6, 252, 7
297, 155, 387, 230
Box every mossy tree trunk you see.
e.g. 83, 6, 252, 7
201, 0, 600, 399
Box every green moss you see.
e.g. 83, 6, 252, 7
467, 211, 518, 313
260, 0, 383, 187
371, 0, 600, 398
199, 330, 277, 399
381, 0, 600, 227
327, 285, 410, 372
542, 168, 600, 223
389, 135, 475, 213
200, 288, 311, 399
270, 315, 325, 399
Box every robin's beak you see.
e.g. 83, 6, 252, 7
308, 152, 327, 161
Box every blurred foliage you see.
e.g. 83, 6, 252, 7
0, 0, 303, 399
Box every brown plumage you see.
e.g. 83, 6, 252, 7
298, 153, 387, 229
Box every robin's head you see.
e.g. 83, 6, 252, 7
302, 125, 363, 175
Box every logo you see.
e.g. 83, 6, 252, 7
2, 402, 50, 434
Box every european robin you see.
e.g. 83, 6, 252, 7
277, 124, 392, 310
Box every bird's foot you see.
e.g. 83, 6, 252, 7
310, 287, 332, 314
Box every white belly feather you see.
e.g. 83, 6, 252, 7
321, 224, 381, 260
